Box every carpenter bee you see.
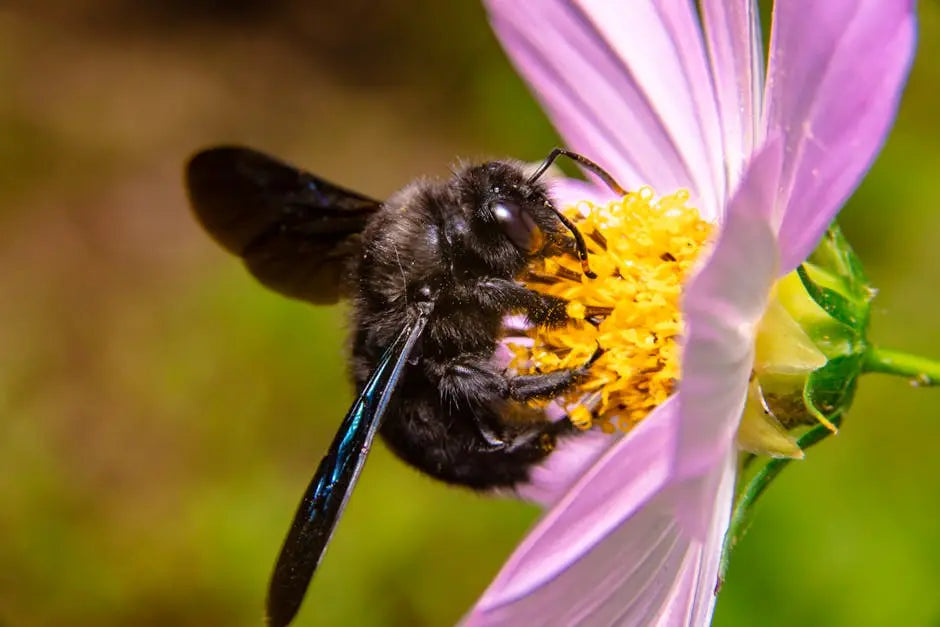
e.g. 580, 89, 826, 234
184, 145, 625, 626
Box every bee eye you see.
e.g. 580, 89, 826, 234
492, 200, 543, 253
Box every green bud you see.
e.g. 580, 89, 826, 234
738, 225, 874, 457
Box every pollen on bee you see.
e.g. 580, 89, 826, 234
507, 186, 712, 433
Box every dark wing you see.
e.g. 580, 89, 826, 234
266, 305, 432, 627
185, 146, 381, 304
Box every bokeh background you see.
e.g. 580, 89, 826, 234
2, 2, 938, 626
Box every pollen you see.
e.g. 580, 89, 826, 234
508, 187, 712, 433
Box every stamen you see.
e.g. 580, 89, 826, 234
508, 187, 712, 432
523, 272, 562, 286
588, 230, 608, 251
553, 265, 584, 283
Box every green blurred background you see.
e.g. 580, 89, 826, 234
1, 2, 938, 626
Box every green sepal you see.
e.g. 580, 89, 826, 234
793, 225, 872, 422
802, 223, 875, 332
807, 224, 871, 302
803, 353, 863, 422
796, 264, 860, 330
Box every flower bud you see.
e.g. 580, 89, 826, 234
738, 225, 875, 456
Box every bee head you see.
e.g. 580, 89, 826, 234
455, 160, 562, 260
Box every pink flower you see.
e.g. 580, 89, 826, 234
465, 1, 915, 625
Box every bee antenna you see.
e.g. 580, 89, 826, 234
527, 147, 626, 197
528, 148, 626, 280
542, 200, 596, 279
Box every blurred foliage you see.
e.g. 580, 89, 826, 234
0, 1, 938, 626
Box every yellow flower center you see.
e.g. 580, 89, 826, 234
509, 186, 834, 457
508, 187, 712, 433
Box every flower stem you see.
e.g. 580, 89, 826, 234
863, 347, 940, 386
718, 414, 843, 589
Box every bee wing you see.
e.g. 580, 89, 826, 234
185, 146, 381, 304
266, 306, 432, 627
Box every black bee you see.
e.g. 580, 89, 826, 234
184, 146, 625, 627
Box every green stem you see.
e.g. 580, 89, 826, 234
718, 414, 843, 587
863, 347, 940, 386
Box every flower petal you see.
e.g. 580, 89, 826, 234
653, 450, 736, 627
516, 427, 622, 507
467, 396, 678, 621
572, 0, 727, 215
673, 139, 782, 485
700, 0, 764, 190
763, 0, 916, 271
547, 176, 612, 208
485, 0, 725, 219
464, 404, 738, 627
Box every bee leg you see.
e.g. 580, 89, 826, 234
472, 278, 569, 327
432, 345, 601, 405
519, 291, 570, 328
432, 357, 511, 403
497, 413, 580, 454
507, 370, 584, 401
430, 348, 601, 450
507, 344, 604, 401
429, 358, 559, 451
472, 417, 508, 449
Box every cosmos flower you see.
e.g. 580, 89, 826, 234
464, 1, 916, 625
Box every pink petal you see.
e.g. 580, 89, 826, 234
485, 0, 725, 220
573, 0, 726, 215
516, 427, 623, 507
763, 0, 916, 271
548, 176, 611, 208
469, 397, 679, 618
672, 139, 782, 488
700, 0, 764, 190
464, 405, 738, 627
653, 450, 737, 627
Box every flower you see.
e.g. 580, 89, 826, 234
464, 1, 916, 625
